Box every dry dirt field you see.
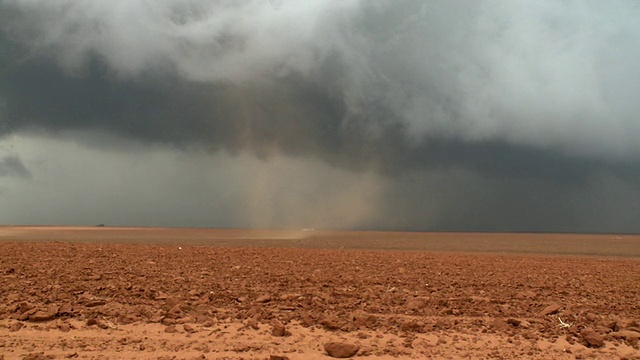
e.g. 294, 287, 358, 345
0, 227, 639, 360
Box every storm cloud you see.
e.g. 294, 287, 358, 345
1, 0, 640, 232
0, 155, 30, 178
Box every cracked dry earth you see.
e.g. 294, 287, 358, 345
0, 228, 639, 359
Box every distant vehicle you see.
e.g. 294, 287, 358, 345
96, 224, 105, 227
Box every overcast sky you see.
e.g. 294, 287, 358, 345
1, 0, 640, 232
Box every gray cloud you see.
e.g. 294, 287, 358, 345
372, 168, 640, 233
1, 1, 639, 159
1, 0, 640, 232
0, 155, 31, 178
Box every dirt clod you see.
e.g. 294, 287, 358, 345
581, 327, 605, 347
540, 303, 562, 316
611, 330, 640, 340
324, 342, 360, 358
22, 353, 52, 360
507, 318, 522, 326
270, 320, 287, 337
255, 294, 271, 303
9, 322, 23, 332
321, 315, 342, 330
28, 310, 57, 322
183, 324, 197, 333
164, 325, 178, 333
246, 318, 260, 330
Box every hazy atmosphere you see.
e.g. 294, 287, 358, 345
1, 0, 640, 232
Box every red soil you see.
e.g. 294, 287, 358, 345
0, 227, 639, 359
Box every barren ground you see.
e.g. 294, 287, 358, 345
0, 227, 639, 359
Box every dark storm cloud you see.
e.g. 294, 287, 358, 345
1, 0, 640, 232
2, 1, 640, 161
0, 155, 31, 178
0, 50, 614, 182
0, 53, 352, 160
370, 168, 640, 233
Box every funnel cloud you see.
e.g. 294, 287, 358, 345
1, 0, 640, 232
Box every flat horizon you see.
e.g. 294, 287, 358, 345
1, 226, 639, 258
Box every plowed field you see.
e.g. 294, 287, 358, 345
0, 227, 639, 359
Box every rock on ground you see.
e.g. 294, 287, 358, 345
324, 342, 360, 358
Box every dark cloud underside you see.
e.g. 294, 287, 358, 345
1, 49, 630, 181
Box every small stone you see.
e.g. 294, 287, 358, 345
559, 309, 574, 318
351, 311, 377, 329
17, 302, 35, 313
506, 318, 522, 326
612, 318, 639, 331
246, 306, 263, 319
400, 320, 424, 333
491, 318, 509, 331
324, 342, 360, 358
161, 317, 176, 326
57, 303, 74, 316
271, 320, 288, 337
59, 323, 71, 332
21, 352, 49, 360
84, 299, 106, 307
584, 312, 598, 322
165, 304, 183, 319
247, 318, 260, 330
94, 319, 111, 329
505, 318, 530, 328
321, 315, 342, 330
165, 297, 181, 308
9, 322, 24, 332
404, 299, 426, 311
610, 330, 640, 340
300, 312, 314, 327
255, 294, 272, 303
29, 310, 57, 322
13, 308, 36, 321
596, 325, 611, 334
183, 324, 197, 333
87, 318, 112, 329
581, 327, 604, 348
515, 291, 537, 299
540, 303, 562, 316
234, 344, 254, 352
269, 356, 290, 360
164, 325, 178, 333
202, 319, 215, 327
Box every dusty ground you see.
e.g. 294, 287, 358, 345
0, 227, 639, 359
